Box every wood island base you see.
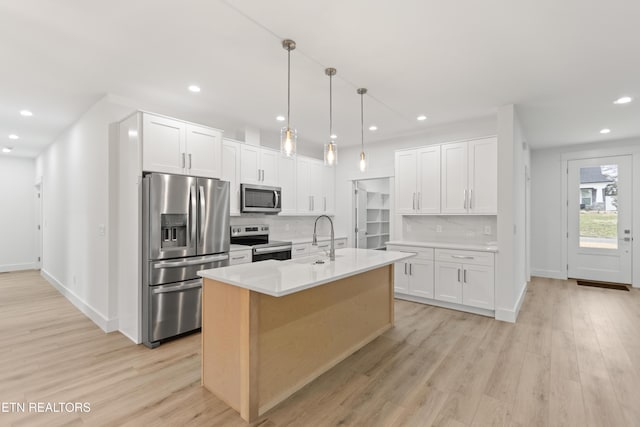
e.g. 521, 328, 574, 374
201, 265, 394, 422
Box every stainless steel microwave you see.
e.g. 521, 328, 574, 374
240, 184, 282, 214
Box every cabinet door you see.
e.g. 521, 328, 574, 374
417, 146, 441, 214
394, 262, 409, 293
308, 160, 324, 213
434, 261, 463, 303
278, 155, 297, 214
468, 137, 497, 214
322, 165, 336, 214
142, 114, 185, 174
441, 142, 468, 214
395, 150, 417, 213
240, 145, 261, 184
462, 263, 494, 309
186, 124, 222, 178
408, 260, 435, 299
260, 148, 279, 186
296, 157, 311, 214
222, 140, 241, 216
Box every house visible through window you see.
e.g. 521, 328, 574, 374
581, 188, 593, 206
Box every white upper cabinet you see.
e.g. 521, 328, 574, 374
240, 145, 278, 186
296, 157, 312, 214
142, 113, 223, 178
222, 139, 241, 216
322, 166, 336, 215
142, 114, 186, 175
186, 124, 222, 179
441, 142, 468, 214
278, 155, 297, 214
293, 156, 333, 216
468, 138, 498, 214
395, 146, 441, 214
308, 160, 324, 213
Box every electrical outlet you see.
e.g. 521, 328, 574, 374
436, 225, 443, 233
98, 224, 106, 236
484, 225, 491, 235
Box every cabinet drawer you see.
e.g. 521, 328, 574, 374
335, 238, 347, 249
387, 245, 434, 261
292, 243, 310, 258
229, 250, 252, 265
435, 249, 493, 266
315, 240, 332, 253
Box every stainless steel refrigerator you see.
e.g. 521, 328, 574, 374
142, 173, 230, 348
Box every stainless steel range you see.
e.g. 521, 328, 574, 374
142, 173, 230, 348
230, 225, 292, 262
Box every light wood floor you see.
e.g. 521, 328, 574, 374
2, 270, 640, 426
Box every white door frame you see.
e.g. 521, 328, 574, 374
561, 146, 640, 287
348, 175, 395, 249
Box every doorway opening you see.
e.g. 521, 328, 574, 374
35, 181, 43, 270
353, 177, 391, 249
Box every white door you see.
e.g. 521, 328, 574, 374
417, 146, 441, 214
278, 155, 297, 214
409, 260, 435, 299
240, 145, 261, 184
222, 140, 241, 216
142, 114, 185, 174
35, 183, 42, 269
356, 184, 368, 248
567, 156, 632, 284
260, 149, 279, 186
468, 137, 497, 214
441, 142, 468, 214
434, 261, 463, 303
185, 124, 222, 178
395, 150, 417, 213
462, 264, 494, 309
394, 262, 409, 293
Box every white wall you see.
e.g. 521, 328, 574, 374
0, 157, 37, 272
531, 138, 640, 283
35, 95, 135, 332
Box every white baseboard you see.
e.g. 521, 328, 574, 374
531, 269, 566, 280
41, 269, 118, 333
495, 281, 528, 323
0, 262, 38, 273
394, 293, 495, 318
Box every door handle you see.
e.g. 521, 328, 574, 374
199, 186, 205, 242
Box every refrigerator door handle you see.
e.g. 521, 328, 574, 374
199, 186, 206, 243
190, 184, 197, 249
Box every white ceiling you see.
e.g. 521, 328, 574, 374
1, 0, 639, 157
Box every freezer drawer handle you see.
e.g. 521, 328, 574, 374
152, 280, 201, 294
153, 254, 229, 269
254, 245, 292, 254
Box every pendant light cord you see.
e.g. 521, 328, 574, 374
360, 92, 364, 152
287, 46, 291, 129
329, 74, 333, 139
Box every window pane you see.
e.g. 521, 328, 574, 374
579, 165, 618, 249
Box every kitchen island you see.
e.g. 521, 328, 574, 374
197, 248, 414, 422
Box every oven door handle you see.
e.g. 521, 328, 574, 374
153, 254, 229, 269
152, 279, 202, 294
253, 245, 292, 255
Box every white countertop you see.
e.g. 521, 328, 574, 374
386, 240, 498, 252
198, 248, 414, 297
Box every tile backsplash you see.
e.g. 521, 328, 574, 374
401, 215, 497, 244
231, 215, 333, 239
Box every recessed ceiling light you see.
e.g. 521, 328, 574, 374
8, 134, 19, 140
276, 115, 286, 121
369, 125, 378, 131
613, 96, 632, 105
20, 110, 33, 117
2, 147, 12, 153
600, 128, 611, 134
417, 115, 427, 121
188, 85, 201, 93
330, 134, 337, 140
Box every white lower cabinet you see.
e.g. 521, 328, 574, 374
292, 243, 310, 259
229, 249, 252, 265
388, 246, 434, 298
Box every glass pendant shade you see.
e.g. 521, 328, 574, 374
280, 127, 297, 157
359, 151, 367, 172
324, 141, 337, 165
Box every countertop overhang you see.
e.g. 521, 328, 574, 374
198, 248, 415, 297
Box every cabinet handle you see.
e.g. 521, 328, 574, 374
463, 189, 467, 209
417, 192, 421, 210
413, 192, 416, 210
309, 196, 312, 211
262, 169, 265, 181
324, 196, 327, 212
312, 196, 315, 211
457, 268, 461, 282
257, 169, 260, 181
181, 153, 186, 168
469, 189, 473, 210
451, 255, 474, 260
409, 263, 412, 275
188, 153, 192, 169
404, 263, 407, 275
231, 256, 246, 261
295, 248, 305, 252
463, 269, 467, 283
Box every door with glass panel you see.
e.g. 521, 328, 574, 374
567, 156, 632, 283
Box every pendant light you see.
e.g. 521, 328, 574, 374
324, 67, 338, 166
357, 88, 367, 172
280, 39, 297, 157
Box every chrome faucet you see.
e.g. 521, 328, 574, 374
312, 215, 335, 261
